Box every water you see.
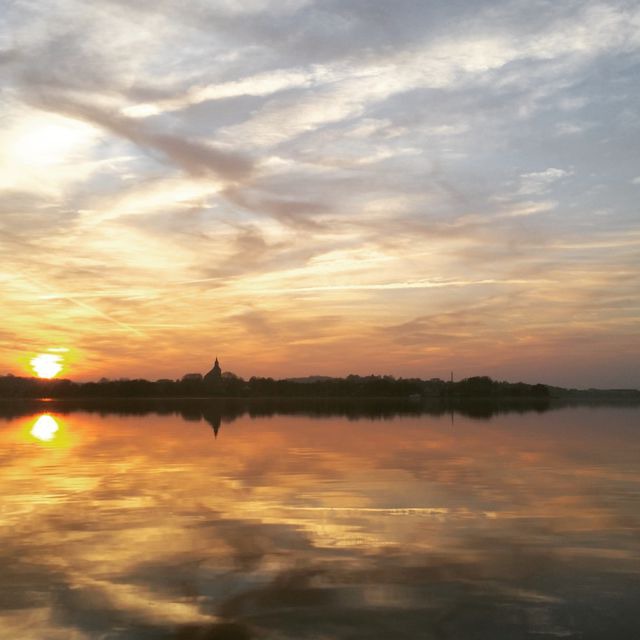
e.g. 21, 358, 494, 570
0, 400, 638, 639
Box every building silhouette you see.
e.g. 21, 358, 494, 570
202, 408, 222, 438
204, 357, 222, 384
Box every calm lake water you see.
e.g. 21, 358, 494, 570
1, 401, 639, 639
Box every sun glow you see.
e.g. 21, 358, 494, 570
30, 415, 60, 442
30, 353, 64, 379
8, 115, 96, 167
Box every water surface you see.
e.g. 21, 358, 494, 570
1, 402, 639, 639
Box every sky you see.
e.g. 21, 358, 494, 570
0, 0, 639, 387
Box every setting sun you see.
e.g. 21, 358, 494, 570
30, 353, 64, 379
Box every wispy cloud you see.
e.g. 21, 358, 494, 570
518, 168, 573, 196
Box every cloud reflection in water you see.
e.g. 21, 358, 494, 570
0, 404, 638, 639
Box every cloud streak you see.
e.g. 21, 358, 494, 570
27, 93, 255, 181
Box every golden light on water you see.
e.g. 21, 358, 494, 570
30, 352, 65, 379
30, 415, 60, 442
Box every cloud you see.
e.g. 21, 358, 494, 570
26, 93, 254, 182
518, 168, 573, 195
224, 186, 329, 229
121, 66, 336, 119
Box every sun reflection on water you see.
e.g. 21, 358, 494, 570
30, 414, 60, 442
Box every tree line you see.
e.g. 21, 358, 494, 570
0, 373, 556, 399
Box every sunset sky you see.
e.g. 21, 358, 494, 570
1, 0, 639, 387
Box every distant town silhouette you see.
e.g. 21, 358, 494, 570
1, 356, 639, 402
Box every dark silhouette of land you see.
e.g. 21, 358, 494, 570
6, 352, 630, 431
0, 396, 582, 445
1, 363, 639, 402
1, 392, 638, 445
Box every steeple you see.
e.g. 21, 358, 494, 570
204, 356, 222, 382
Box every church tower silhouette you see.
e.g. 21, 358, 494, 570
204, 357, 222, 383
